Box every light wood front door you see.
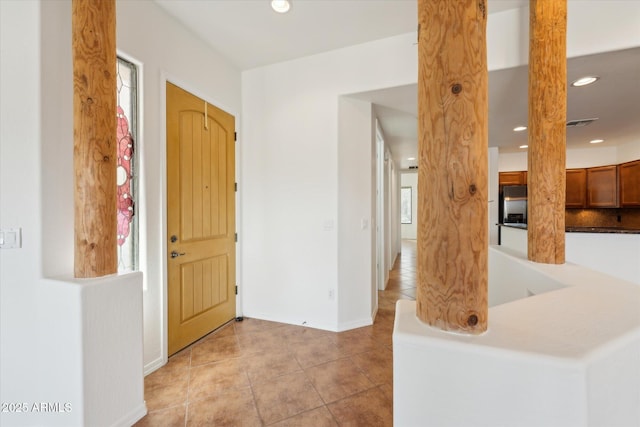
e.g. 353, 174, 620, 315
166, 82, 236, 355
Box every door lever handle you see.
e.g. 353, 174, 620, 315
171, 251, 186, 259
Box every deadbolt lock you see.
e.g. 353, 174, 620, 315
170, 235, 178, 243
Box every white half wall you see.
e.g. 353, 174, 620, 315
395, 247, 640, 427
500, 225, 640, 286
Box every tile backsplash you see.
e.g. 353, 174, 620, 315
565, 208, 640, 229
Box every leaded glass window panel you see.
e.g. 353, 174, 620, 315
116, 57, 138, 272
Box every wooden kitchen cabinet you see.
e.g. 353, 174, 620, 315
619, 160, 640, 207
587, 165, 619, 208
499, 171, 526, 186
566, 168, 587, 208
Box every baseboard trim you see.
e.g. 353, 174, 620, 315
337, 317, 373, 332
110, 402, 147, 427
144, 356, 167, 376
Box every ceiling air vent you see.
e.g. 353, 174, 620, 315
566, 118, 598, 128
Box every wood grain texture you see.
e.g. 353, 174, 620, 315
587, 165, 618, 208
416, 0, 488, 334
620, 160, 640, 207
566, 169, 587, 208
166, 82, 236, 355
72, 0, 117, 277
527, 0, 567, 264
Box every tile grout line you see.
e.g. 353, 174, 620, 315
296, 352, 339, 426
137, 241, 416, 426
183, 348, 193, 427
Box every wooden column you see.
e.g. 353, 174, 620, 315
416, 0, 488, 334
72, 0, 117, 277
527, 0, 567, 264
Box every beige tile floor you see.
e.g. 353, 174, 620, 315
135, 240, 417, 426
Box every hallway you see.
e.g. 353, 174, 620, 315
135, 240, 417, 426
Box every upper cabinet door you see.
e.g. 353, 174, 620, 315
620, 160, 640, 207
566, 168, 587, 208
587, 165, 619, 208
499, 171, 525, 187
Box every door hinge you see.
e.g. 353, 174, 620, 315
234, 132, 237, 141
235, 285, 238, 295
235, 233, 238, 242
235, 182, 237, 192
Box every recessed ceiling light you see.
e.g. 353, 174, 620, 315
513, 126, 527, 132
519, 145, 528, 149
590, 139, 604, 144
571, 76, 599, 87
271, 0, 291, 13
407, 157, 416, 161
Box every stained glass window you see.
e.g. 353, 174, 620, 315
116, 57, 138, 272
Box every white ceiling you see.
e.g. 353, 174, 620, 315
155, 0, 640, 170
353, 47, 640, 168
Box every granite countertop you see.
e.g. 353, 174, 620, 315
564, 226, 640, 234
498, 223, 640, 234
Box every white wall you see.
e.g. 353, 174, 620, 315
0, 3, 83, 425
384, 146, 394, 285
617, 140, 640, 163
338, 97, 376, 329
1, 8, 241, 426
116, 0, 241, 372
374, 125, 399, 292
500, 144, 639, 172
488, 147, 500, 244
241, 33, 417, 331
240, 0, 640, 333
400, 172, 418, 240
487, 1, 640, 71
1, 1, 145, 425
391, 162, 401, 257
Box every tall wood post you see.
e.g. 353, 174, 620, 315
416, 0, 488, 334
72, 0, 117, 277
527, 0, 567, 264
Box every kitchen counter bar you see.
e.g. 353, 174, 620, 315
499, 223, 640, 234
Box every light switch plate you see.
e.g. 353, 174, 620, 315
0, 228, 22, 249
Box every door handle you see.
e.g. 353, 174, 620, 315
171, 251, 186, 259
